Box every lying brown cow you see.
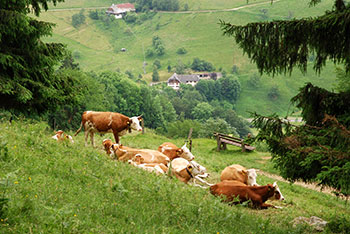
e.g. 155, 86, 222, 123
111, 144, 170, 165
210, 181, 284, 209
158, 142, 195, 161
74, 111, 143, 147
220, 164, 258, 186
169, 158, 212, 187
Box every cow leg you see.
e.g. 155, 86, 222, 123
84, 130, 89, 146
90, 132, 95, 147
113, 130, 120, 144
194, 175, 214, 186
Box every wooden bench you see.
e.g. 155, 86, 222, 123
214, 133, 255, 152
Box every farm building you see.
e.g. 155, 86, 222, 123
106, 3, 135, 19
167, 73, 200, 90
167, 72, 222, 90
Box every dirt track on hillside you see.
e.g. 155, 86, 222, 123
258, 170, 347, 199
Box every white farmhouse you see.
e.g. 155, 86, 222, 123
106, 3, 135, 19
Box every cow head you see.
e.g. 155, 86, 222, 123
180, 143, 195, 161
110, 144, 127, 159
271, 181, 285, 201
129, 116, 143, 132
246, 169, 258, 186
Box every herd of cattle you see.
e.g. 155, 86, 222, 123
52, 111, 285, 209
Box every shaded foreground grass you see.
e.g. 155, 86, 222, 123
0, 120, 348, 233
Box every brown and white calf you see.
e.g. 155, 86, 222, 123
168, 158, 212, 187
210, 181, 284, 209
111, 144, 170, 166
128, 155, 168, 175
158, 142, 195, 161
220, 164, 258, 186
102, 139, 115, 156
52, 130, 74, 144
74, 111, 143, 147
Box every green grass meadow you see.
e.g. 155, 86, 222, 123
1, 120, 349, 233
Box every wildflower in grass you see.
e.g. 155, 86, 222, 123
35, 194, 38, 198
28, 177, 31, 181
25, 194, 29, 198
14, 181, 18, 184
74, 214, 77, 217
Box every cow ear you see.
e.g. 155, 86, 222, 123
242, 170, 247, 175
176, 149, 183, 155
273, 181, 277, 187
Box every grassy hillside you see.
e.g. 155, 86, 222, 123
39, 0, 338, 117
0, 120, 349, 233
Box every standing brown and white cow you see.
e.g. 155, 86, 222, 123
74, 111, 143, 146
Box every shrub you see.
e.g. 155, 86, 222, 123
177, 47, 187, 54
72, 10, 86, 28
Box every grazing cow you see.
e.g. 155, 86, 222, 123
169, 158, 212, 187
102, 139, 114, 156
210, 181, 284, 209
220, 164, 258, 186
74, 111, 143, 147
52, 130, 74, 144
158, 142, 195, 161
111, 144, 170, 165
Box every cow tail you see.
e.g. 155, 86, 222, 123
74, 122, 83, 136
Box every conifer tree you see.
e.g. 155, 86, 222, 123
0, 0, 66, 114
221, 0, 350, 194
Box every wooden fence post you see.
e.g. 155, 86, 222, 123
241, 139, 246, 152
142, 119, 144, 134
216, 134, 221, 151
187, 128, 193, 151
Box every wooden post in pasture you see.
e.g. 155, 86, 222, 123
216, 133, 221, 151
241, 139, 246, 152
187, 128, 193, 152
141, 119, 144, 134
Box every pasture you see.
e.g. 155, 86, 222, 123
0, 120, 348, 233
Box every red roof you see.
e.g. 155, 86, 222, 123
116, 3, 135, 9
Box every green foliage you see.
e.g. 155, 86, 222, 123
72, 10, 86, 28
124, 12, 137, 23
162, 119, 202, 138
191, 57, 215, 72
218, 75, 241, 103
291, 83, 350, 126
268, 86, 280, 100
132, 0, 179, 12
88, 10, 99, 20
248, 73, 261, 88
191, 102, 214, 121
152, 68, 160, 82
153, 59, 161, 69
0, 1, 66, 115
221, 1, 350, 74
335, 66, 350, 92
176, 47, 187, 54
199, 118, 238, 138
251, 109, 350, 195
327, 215, 350, 233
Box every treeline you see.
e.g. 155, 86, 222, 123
131, 0, 180, 12
2, 52, 250, 139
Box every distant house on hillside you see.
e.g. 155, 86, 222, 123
167, 72, 222, 90
167, 73, 200, 90
106, 3, 135, 19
